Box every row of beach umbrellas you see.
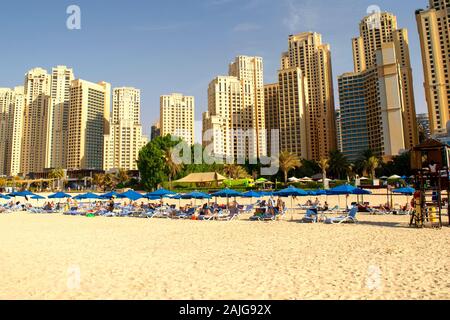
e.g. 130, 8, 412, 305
1, 185, 417, 202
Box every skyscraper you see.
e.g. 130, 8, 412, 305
284, 32, 336, 161
264, 33, 335, 161
48, 66, 74, 169
353, 12, 418, 149
228, 56, 267, 158
67, 79, 111, 170
416, 0, 450, 134
338, 11, 418, 161
203, 56, 266, 162
104, 87, 147, 171
160, 93, 195, 146
21, 68, 52, 174
0, 87, 25, 176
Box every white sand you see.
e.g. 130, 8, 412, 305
0, 209, 449, 300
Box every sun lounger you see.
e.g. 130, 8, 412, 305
325, 206, 358, 224
301, 209, 319, 223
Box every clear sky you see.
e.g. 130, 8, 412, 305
0, 0, 430, 141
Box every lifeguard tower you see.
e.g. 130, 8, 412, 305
410, 139, 450, 228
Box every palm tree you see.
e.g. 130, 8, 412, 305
92, 174, 105, 191
279, 151, 301, 185
328, 150, 349, 180
49, 168, 65, 191
0, 178, 7, 192
224, 164, 250, 180
365, 156, 380, 179
164, 148, 183, 190
103, 173, 117, 191
116, 169, 129, 186
318, 158, 329, 184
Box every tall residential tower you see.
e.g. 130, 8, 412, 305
416, 0, 450, 133
160, 93, 195, 146
104, 87, 148, 171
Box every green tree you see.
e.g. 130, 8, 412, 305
137, 135, 182, 191
328, 150, 349, 180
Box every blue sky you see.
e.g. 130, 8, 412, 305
0, 0, 429, 140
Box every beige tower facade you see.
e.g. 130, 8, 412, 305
160, 93, 195, 146
277, 67, 308, 159
0, 87, 25, 176
228, 56, 267, 158
416, 0, 450, 133
285, 32, 336, 161
48, 66, 74, 169
21, 68, 52, 174
203, 76, 241, 160
353, 12, 418, 149
202, 56, 267, 163
67, 79, 111, 170
104, 87, 147, 171
339, 43, 407, 162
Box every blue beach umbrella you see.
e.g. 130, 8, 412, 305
73, 193, 102, 200
146, 188, 176, 198
48, 192, 72, 199
241, 191, 262, 198
275, 186, 308, 197
0, 194, 11, 200
117, 190, 144, 201
211, 188, 242, 198
393, 187, 415, 196
181, 191, 212, 200
99, 191, 120, 199
8, 190, 37, 198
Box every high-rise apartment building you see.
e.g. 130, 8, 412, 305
264, 33, 335, 161
48, 66, 74, 169
339, 12, 418, 161
0, 87, 25, 176
284, 32, 337, 161
416, 0, 450, 133
352, 12, 418, 149
21, 68, 52, 174
203, 56, 267, 162
104, 87, 147, 171
228, 56, 267, 158
67, 79, 111, 170
160, 93, 195, 146
339, 43, 407, 162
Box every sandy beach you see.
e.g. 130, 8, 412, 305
0, 208, 449, 300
